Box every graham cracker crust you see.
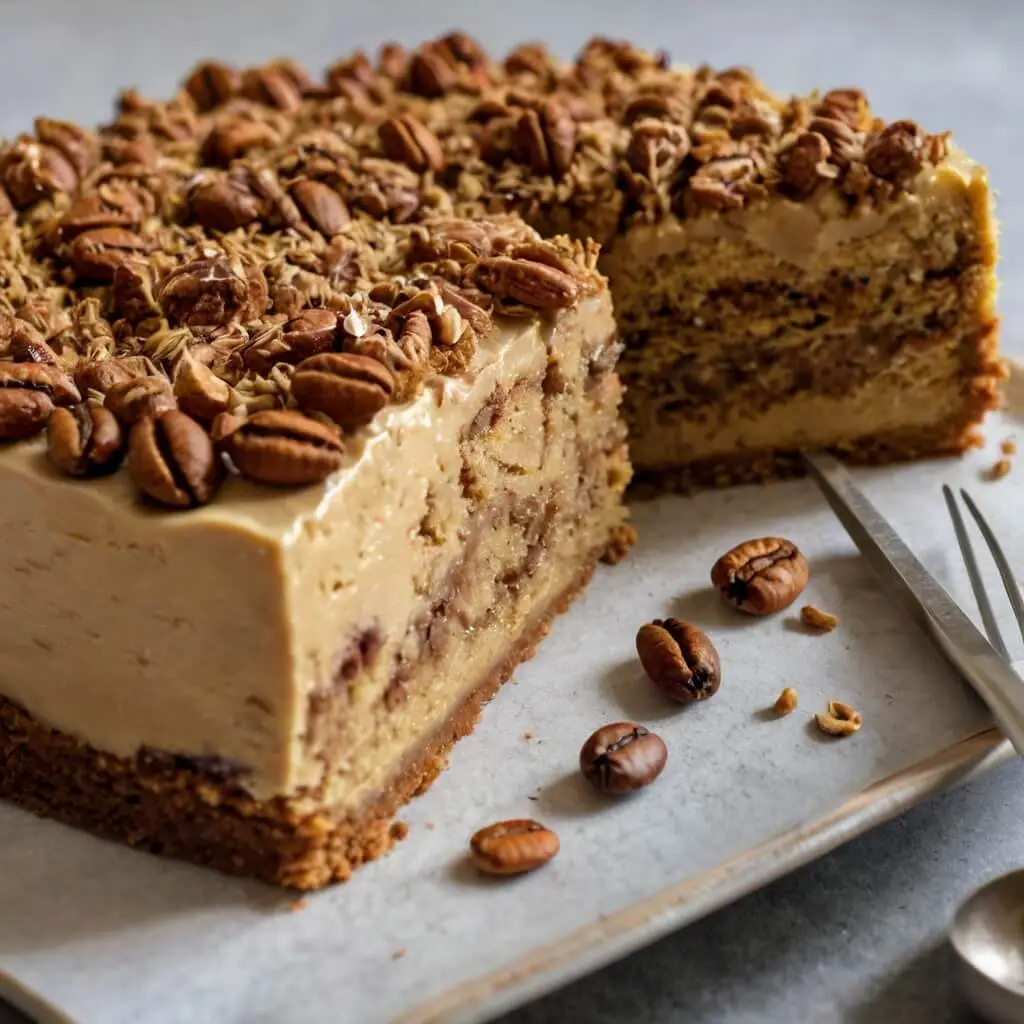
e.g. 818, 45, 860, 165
630, 399, 999, 497
0, 554, 604, 891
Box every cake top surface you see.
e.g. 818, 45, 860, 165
0, 32, 956, 511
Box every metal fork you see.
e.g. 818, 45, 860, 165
804, 453, 1024, 756
943, 486, 1024, 663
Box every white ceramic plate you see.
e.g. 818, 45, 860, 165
2, 375, 1022, 1024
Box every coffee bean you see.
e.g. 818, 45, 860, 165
579, 722, 667, 795
635, 618, 721, 703
128, 410, 223, 508
47, 403, 125, 477
469, 819, 559, 876
0, 362, 80, 440
711, 536, 810, 615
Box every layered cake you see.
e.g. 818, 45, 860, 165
0, 33, 1001, 888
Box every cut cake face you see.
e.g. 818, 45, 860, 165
0, 32, 1000, 887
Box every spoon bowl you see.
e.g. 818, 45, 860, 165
951, 868, 1024, 1024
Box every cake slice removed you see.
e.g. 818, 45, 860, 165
0, 217, 630, 889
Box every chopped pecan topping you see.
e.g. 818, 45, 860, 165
688, 154, 757, 210
865, 120, 925, 184
780, 131, 837, 199
0, 137, 78, 208
157, 254, 267, 328
817, 88, 870, 130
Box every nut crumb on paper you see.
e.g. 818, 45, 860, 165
287, 898, 308, 913
984, 458, 1011, 481
814, 700, 862, 737
390, 821, 410, 842
392, 948, 407, 961
521, 730, 534, 740
800, 605, 839, 631
773, 687, 798, 716
1001, 438, 1017, 456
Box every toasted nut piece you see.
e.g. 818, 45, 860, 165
815, 700, 862, 737
984, 458, 1012, 481
711, 537, 809, 615
469, 819, 559, 876
635, 618, 721, 704
773, 687, 798, 716
800, 605, 839, 632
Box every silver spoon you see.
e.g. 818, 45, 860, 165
951, 869, 1024, 1023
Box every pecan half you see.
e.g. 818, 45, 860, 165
68, 227, 151, 282
469, 819, 559, 876
689, 155, 757, 211
513, 102, 576, 179
289, 179, 350, 235
379, 114, 445, 173
202, 118, 281, 166
711, 537, 810, 615
474, 256, 578, 309
221, 409, 345, 486
189, 176, 263, 232
241, 66, 303, 110
128, 410, 223, 508
635, 618, 722, 703
183, 61, 242, 112
291, 352, 396, 430
47, 402, 126, 477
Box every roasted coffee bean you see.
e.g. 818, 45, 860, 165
711, 537, 810, 615
579, 722, 667, 795
469, 819, 559, 876
105, 375, 177, 425
128, 410, 223, 508
635, 618, 721, 703
221, 409, 345, 486
0, 362, 80, 440
291, 352, 395, 430
47, 402, 126, 477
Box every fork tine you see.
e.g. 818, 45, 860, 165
943, 485, 1009, 659
960, 488, 1024, 649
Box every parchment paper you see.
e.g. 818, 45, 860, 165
3, 390, 1023, 1024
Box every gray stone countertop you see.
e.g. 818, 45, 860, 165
0, 1, 1021, 1021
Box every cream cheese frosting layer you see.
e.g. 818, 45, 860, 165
0, 295, 614, 801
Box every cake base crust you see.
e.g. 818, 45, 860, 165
0, 552, 607, 891
629, 411, 992, 496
